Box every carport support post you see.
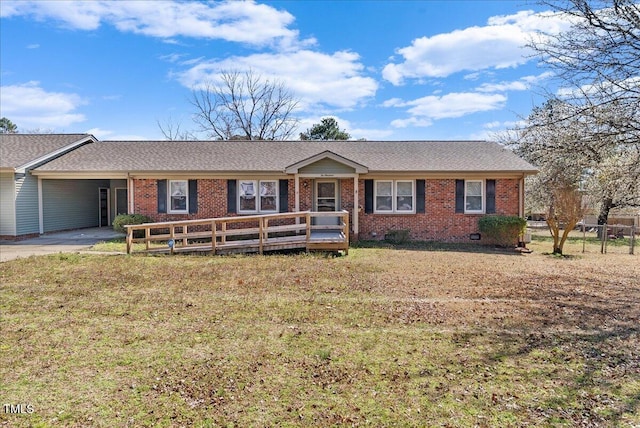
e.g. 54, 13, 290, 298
38, 176, 44, 234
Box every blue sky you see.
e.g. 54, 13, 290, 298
0, 0, 571, 141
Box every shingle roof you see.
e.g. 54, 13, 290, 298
33, 139, 537, 174
0, 134, 93, 170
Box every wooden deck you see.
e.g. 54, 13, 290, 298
125, 211, 349, 256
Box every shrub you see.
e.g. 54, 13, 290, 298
478, 215, 527, 247
384, 229, 410, 244
113, 214, 153, 237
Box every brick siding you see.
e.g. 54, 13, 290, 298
133, 177, 521, 242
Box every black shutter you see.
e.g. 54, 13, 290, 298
157, 179, 167, 214
364, 179, 374, 214
416, 179, 426, 214
188, 180, 198, 214
455, 179, 465, 213
279, 179, 289, 213
227, 180, 237, 213
486, 179, 496, 214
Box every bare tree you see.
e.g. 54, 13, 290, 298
531, 0, 640, 138
189, 70, 299, 140
157, 116, 196, 141
518, 1, 640, 225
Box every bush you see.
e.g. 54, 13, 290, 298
113, 214, 153, 237
478, 215, 527, 247
384, 229, 411, 244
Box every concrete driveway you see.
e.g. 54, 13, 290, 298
0, 228, 125, 262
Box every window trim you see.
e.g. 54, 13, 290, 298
237, 180, 279, 214
464, 180, 484, 214
168, 179, 189, 214
373, 179, 416, 214
395, 180, 415, 213
374, 180, 393, 213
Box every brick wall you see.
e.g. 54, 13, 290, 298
134, 179, 297, 222
356, 178, 521, 242
133, 177, 521, 242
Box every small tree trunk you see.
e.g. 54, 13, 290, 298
547, 217, 563, 254
597, 198, 613, 238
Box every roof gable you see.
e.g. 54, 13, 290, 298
285, 151, 368, 174
0, 134, 96, 172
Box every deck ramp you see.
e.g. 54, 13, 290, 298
125, 211, 349, 256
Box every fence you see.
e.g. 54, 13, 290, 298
578, 223, 637, 255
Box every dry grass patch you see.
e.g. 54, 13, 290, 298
1, 246, 639, 427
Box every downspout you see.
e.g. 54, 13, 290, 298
519, 175, 525, 218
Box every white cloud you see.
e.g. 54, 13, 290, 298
0, 81, 86, 128
476, 71, 554, 93
175, 50, 378, 110
382, 10, 570, 85
2, 0, 313, 48
390, 117, 433, 129
387, 92, 507, 128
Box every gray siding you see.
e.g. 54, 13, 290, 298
15, 173, 40, 236
42, 179, 109, 233
299, 158, 356, 175
0, 172, 16, 236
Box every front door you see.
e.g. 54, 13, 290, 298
98, 188, 109, 227
314, 180, 339, 226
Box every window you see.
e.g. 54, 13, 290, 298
238, 180, 278, 213
375, 181, 393, 212
260, 181, 277, 212
169, 180, 188, 213
239, 181, 256, 211
465, 180, 483, 213
396, 181, 414, 212
374, 180, 415, 213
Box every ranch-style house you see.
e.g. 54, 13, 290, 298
0, 134, 537, 242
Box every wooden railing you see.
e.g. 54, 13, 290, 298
125, 210, 349, 255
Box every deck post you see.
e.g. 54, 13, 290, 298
211, 220, 216, 255
126, 227, 132, 254
182, 225, 188, 247
170, 225, 175, 255
221, 222, 227, 245
259, 217, 264, 255
305, 212, 311, 250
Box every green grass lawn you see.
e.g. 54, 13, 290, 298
1, 243, 639, 427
